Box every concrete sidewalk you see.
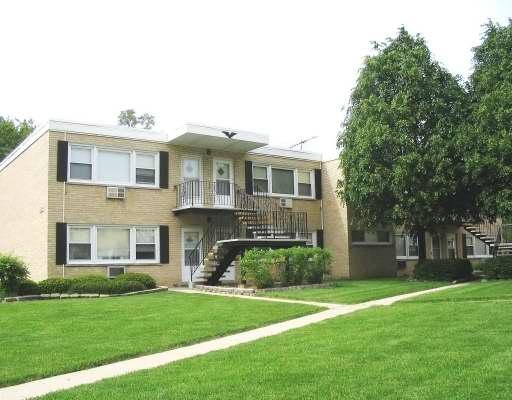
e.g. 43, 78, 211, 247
0, 283, 466, 400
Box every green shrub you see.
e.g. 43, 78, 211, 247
114, 273, 156, 289
414, 259, 473, 281
480, 256, 512, 279
241, 247, 332, 288
69, 275, 111, 294
39, 278, 73, 294
0, 253, 29, 295
17, 279, 40, 295
109, 280, 146, 294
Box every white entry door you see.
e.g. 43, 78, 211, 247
182, 228, 202, 282
213, 159, 234, 207
182, 158, 202, 206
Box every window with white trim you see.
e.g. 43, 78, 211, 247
136, 153, 156, 185
69, 146, 93, 180
253, 166, 268, 193
67, 225, 159, 264
465, 235, 490, 257
271, 168, 294, 195
298, 171, 312, 196
395, 234, 419, 259
68, 226, 92, 261
67, 144, 159, 187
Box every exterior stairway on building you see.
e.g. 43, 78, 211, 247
463, 221, 512, 256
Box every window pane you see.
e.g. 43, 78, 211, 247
136, 168, 155, 185
298, 171, 310, 184
97, 150, 130, 183
69, 227, 90, 243
254, 179, 268, 193
69, 243, 91, 260
183, 159, 199, 180
70, 163, 92, 180
271, 168, 294, 195
184, 249, 199, 266
474, 237, 488, 255
184, 232, 200, 249
298, 183, 311, 196
70, 147, 91, 163
136, 244, 156, 260
136, 228, 155, 244
395, 235, 406, 257
215, 162, 230, 180
136, 154, 155, 169
97, 228, 130, 260
408, 235, 419, 256
253, 166, 267, 180
352, 230, 365, 242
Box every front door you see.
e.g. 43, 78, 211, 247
213, 159, 234, 207
182, 158, 201, 206
182, 228, 202, 282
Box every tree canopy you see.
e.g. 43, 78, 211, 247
0, 117, 35, 161
118, 109, 155, 129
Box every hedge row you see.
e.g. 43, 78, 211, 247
480, 256, 512, 279
414, 259, 473, 281
241, 247, 331, 289
29, 273, 156, 295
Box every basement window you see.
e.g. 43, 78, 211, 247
107, 266, 125, 278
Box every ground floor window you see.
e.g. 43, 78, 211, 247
351, 230, 392, 244
432, 234, 441, 259
465, 235, 490, 257
67, 225, 159, 264
395, 233, 418, 259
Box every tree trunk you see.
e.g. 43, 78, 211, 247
417, 229, 427, 261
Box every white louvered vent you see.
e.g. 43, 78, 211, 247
106, 186, 126, 200
279, 198, 293, 208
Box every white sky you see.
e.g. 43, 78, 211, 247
0, 0, 510, 160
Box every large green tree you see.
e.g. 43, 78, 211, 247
338, 28, 476, 259
0, 117, 35, 161
468, 20, 512, 220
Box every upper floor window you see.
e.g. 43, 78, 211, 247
68, 144, 158, 187
252, 165, 315, 198
351, 229, 392, 244
69, 146, 93, 180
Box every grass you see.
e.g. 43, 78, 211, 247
258, 278, 446, 304
41, 281, 512, 399
0, 292, 319, 387
408, 280, 512, 302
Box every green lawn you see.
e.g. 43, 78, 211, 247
0, 292, 319, 387
258, 278, 446, 304
408, 280, 512, 302
42, 281, 512, 399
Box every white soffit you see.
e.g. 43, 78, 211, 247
249, 146, 322, 161
168, 124, 269, 152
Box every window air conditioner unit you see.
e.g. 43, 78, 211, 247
106, 186, 126, 200
279, 198, 293, 208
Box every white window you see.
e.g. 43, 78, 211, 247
97, 150, 131, 184
271, 168, 294, 195
182, 158, 200, 181
97, 227, 131, 261
68, 227, 92, 261
447, 234, 456, 259
253, 166, 269, 193
136, 153, 156, 185
352, 230, 392, 244
69, 146, 93, 180
68, 144, 158, 187
136, 228, 156, 260
298, 171, 312, 197
67, 225, 159, 264
395, 234, 419, 259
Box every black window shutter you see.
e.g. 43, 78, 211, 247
57, 141, 68, 182
314, 169, 322, 199
56, 222, 67, 265
159, 151, 169, 189
316, 229, 324, 248
245, 160, 253, 195
160, 225, 169, 263
462, 233, 467, 258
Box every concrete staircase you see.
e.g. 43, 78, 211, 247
463, 222, 512, 256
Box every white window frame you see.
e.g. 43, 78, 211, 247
395, 234, 419, 260
67, 144, 159, 188
252, 164, 315, 199
351, 230, 393, 246
466, 235, 492, 259
68, 226, 93, 261
67, 225, 160, 265
181, 156, 202, 182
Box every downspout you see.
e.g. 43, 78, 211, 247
62, 130, 67, 278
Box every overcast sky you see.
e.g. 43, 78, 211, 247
1, 1, 510, 160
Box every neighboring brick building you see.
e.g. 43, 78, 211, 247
0, 120, 399, 286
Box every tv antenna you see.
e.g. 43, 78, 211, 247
289, 136, 318, 150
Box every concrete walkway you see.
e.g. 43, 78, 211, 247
0, 283, 466, 400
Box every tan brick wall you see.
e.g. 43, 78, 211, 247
321, 159, 350, 278
348, 244, 397, 278
46, 132, 324, 286
0, 132, 49, 280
